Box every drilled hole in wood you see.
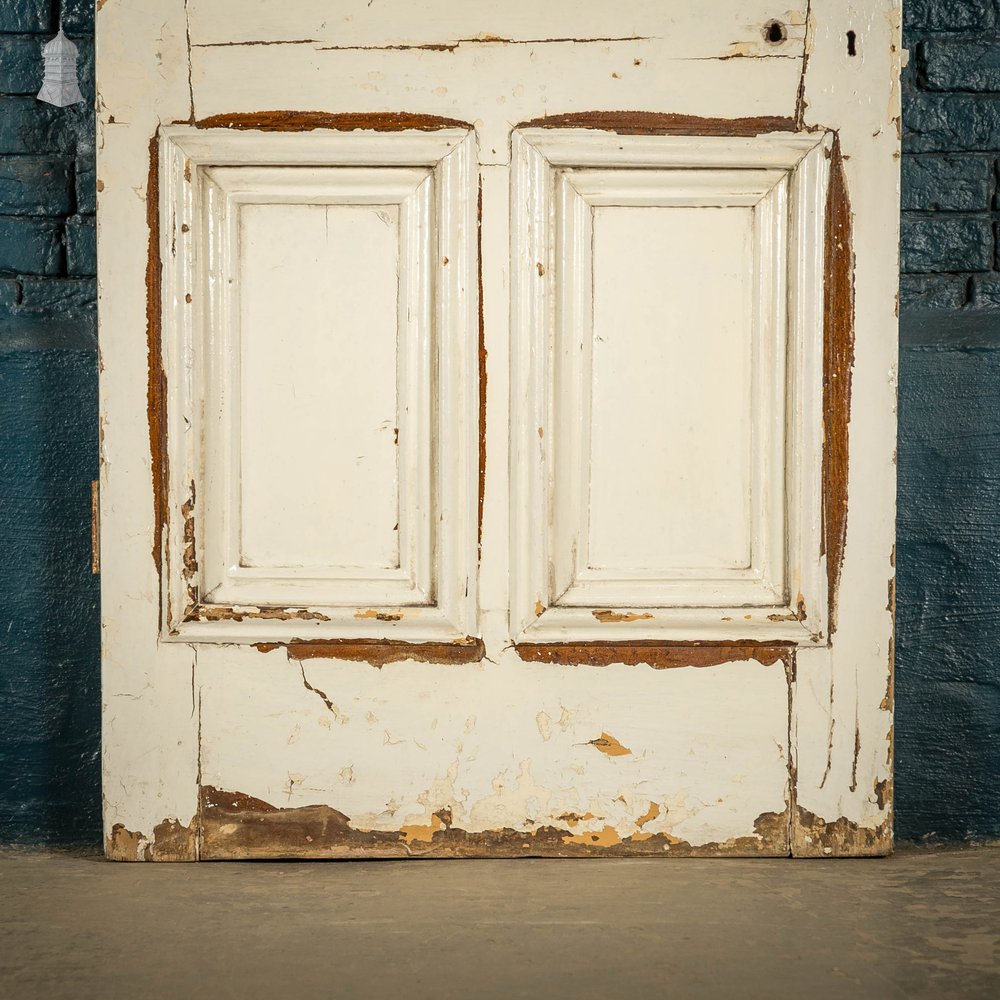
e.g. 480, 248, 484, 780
847, 30, 857, 56
764, 20, 787, 44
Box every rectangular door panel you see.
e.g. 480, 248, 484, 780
158, 128, 479, 643
206, 167, 426, 603
511, 129, 829, 644
555, 167, 786, 606
587, 201, 756, 576
236, 199, 405, 576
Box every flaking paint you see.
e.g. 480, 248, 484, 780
99, 0, 900, 860
821, 135, 855, 634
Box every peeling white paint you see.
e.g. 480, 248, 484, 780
99, 0, 898, 858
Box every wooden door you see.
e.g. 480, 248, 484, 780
98, 1, 900, 859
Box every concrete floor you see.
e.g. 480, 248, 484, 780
1, 846, 997, 999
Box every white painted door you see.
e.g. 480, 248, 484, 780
98, 1, 899, 859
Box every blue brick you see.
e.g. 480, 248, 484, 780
18, 276, 95, 317
74, 36, 94, 105
969, 274, 1000, 308
0, 97, 71, 156
60, 0, 94, 35
922, 40, 1000, 92
0, 1, 55, 34
896, 344, 1000, 841
0, 215, 62, 275
64, 214, 95, 276
74, 123, 94, 162
0, 158, 71, 217
0, 340, 101, 848
901, 154, 993, 211
904, 0, 994, 32
900, 274, 969, 310
0, 35, 44, 95
74, 154, 94, 214
0, 277, 19, 314
904, 92, 1000, 152
900, 217, 994, 273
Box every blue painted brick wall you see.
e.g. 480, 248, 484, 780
0, 0, 94, 322
0, 1, 99, 848
898, 0, 1000, 841
1, 4, 999, 847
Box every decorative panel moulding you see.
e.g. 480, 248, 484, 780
157, 126, 478, 643
510, 128, 832, 645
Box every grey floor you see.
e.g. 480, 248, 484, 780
1, 846, 998, 999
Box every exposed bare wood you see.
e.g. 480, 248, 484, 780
822, 136, 855, 634
515, 643, 791, 669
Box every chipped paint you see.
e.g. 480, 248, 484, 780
557, 811, 597, 826
588, 732, 632, 757
146, 134, 167, 578
794, 0, 815, 129
793, 806, 889, 857
105, 0, 895, 862
636, 801, 661, 827
196, 34, 655, 53
106, 796, 793, 860
518, 111, 797, 136
821, 136, 855, 634
515, 643, 790, 668
767, 595, 807, 623
354, 609, 403, 622
535, 711, 553, 741
592, 609, 654, 623
257, 637, 487, 668
873, 777, 890, 811
309, 34, 654, 54
197, 786, 790, 859
180, 481, 197, 604
563, 824, 622, 847
90, 480, 100, 575
193, 110, 472, 132
185, 605, 331, 623
477, 176, 486, 557
106, 817, 196, 862
400, 807, 453, 843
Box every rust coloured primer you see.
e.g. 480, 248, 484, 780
197, 786, 790, 859
146, 133, 167, 577
105, 789, 890, 861
516, 642, 792, 669
822, 136, 855, 633
477, 176, 487, 556
518, 111, 796, 136
193, 110, 472, 132
255, 637, 486, 668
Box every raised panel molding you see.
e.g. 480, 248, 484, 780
158, 127, 478, 643
510, 128, 832, 644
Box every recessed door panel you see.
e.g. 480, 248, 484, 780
587, 203, 755, 576
511, 130, 828, 643
237, 200, 403, 574
158, 129, 479, 642
204, 168, 428, 609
